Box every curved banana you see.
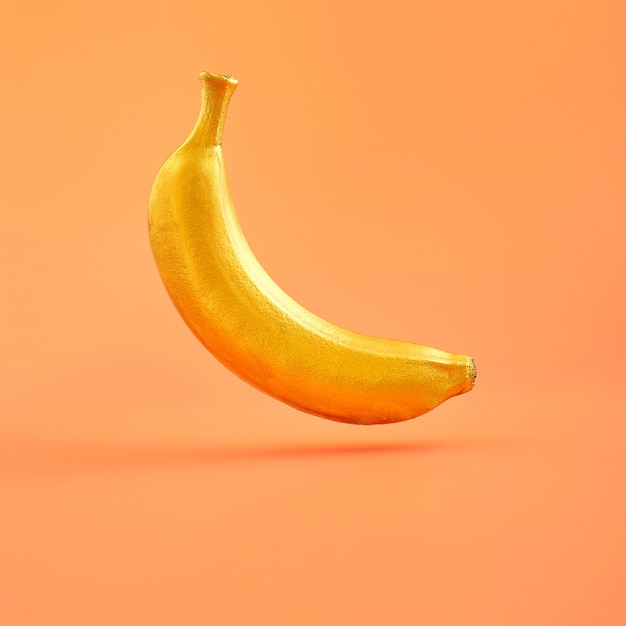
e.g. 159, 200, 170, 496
148, 72, 476, 425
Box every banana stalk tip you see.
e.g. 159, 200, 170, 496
199, 71, 238, 85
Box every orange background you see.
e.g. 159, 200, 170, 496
1, 1, 625, 624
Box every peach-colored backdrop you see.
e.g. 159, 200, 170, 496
1, 1, 625, 624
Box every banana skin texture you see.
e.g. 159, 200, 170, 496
148, 72, 477, 425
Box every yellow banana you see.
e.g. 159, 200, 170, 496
148, 72, 476, 425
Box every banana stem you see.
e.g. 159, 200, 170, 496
186, 72, 238, 147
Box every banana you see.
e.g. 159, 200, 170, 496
148, 72, 476, 425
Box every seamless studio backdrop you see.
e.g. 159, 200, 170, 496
1, 1, 625, 625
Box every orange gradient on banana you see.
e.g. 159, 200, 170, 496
148, 72, 476, 424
